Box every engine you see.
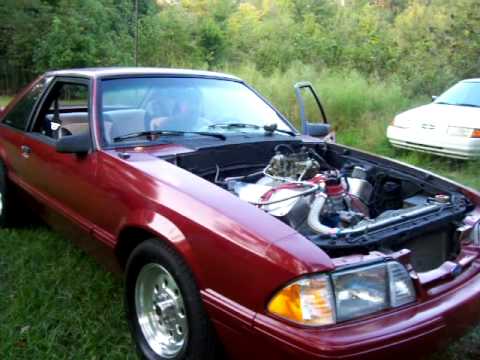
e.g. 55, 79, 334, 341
171, 140, 472, 271
224, 146, 456, 240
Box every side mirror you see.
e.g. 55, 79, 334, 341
56, 132, 92, 155
431, 95, 437, 102
306, 123, 331, 137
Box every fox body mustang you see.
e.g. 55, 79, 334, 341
1, 68, 480, 360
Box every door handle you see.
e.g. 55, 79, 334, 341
21, 145, 32, 158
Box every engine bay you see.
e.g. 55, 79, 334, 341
171, 140, 472, 272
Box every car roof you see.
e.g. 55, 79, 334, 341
461, 78, 480, 83
45, 67, 242, 81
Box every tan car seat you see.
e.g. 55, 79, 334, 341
104, 109, 147, 143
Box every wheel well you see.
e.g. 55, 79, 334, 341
115, 227, 158, 270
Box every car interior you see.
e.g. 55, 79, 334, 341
45, 112, 89, 137
34, 82, 90, 140
101, 94, 200, 144
103, 109, 147, 143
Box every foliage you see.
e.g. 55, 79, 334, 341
231, 63, 408, 127
1, 0, 480, 97
138, 5, 204, 68
198, 18, 227, 66
33, 0, 134, 71
0, 96, 11, 107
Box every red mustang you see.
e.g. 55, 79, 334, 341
1, 68, 480, 360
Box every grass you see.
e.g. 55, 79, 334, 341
1, 66, 480, 359
0, 96, 12, 107
0, 227, 136, 359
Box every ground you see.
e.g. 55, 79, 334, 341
0, 95, 479, 359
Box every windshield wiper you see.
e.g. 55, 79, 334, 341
208, 122, 296, 136
453, 103, 480, 108
435, 101, 480, 108
113, 129, 226, 142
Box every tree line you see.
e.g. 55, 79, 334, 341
0, 0, 479, 96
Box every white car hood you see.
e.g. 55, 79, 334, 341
395, 103, 480, 131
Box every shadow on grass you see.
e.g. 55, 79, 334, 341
0, 224, 136, 359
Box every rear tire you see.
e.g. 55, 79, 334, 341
0, 161, 15, 227
125, 239, 217, 360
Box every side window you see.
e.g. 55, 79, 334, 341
298, 86, 327, 124
3, 79, 47, 130
50, 83, 88, 110
32, 81, 90, 140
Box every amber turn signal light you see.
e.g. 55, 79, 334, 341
267, 275, 335, 326
471, 129, 480, 138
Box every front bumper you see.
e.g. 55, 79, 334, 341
208, 261, 480, 360
387, 125, 480, 159
250, 265, 480, 360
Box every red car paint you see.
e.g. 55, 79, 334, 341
1, 68, 480, 359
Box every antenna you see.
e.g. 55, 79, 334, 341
134, 0, 139, 66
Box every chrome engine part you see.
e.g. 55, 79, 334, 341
228, 180, 309, 217
226, 148, 454, 238
346, 177, 372, 205
264, 146, 321, 180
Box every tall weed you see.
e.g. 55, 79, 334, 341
225, 63, 422, 130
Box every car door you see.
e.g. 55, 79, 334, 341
0, 78, 49, 179
14, 77, 104, 252
294, 81, 335, 142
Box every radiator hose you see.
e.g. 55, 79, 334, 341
307, 193, 340, 235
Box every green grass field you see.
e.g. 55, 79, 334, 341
1, 85, 480, 359
0, 228, 136, 359
0, 96, 11, 107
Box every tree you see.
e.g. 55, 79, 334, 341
278, 0, 335, 23
33, 0, 133, 71
138, 5, 203, 67
198, 19, 227, 67
226, 3, 263, 63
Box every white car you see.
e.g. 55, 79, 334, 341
387, 79, 480, 159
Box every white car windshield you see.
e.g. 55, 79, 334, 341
435, 81, 480, 108
101, 77, 292, 144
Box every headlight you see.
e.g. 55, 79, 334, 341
332, 263, 389, 321
466, 222, 480, 246
268, 261, 416, 326
387, 261, 417, 307
447, 126, 480, 138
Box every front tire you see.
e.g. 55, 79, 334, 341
125, 239, 217, 360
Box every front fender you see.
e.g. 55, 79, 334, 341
115, 209, 210, 287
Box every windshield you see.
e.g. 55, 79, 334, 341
100, 77, 292, 145
435, 81, 480, 107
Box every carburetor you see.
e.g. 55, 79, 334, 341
265, 146, 320, 180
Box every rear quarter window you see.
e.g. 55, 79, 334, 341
2, 79, 47, 130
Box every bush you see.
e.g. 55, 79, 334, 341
224, 62, 417, 130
